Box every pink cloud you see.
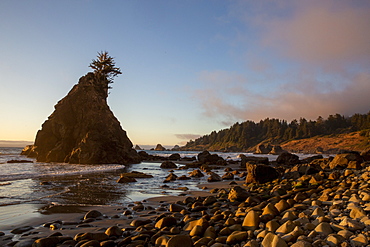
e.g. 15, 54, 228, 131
261, 0, 370, 67
195, 70, 370, 123
193, 1, 370, 127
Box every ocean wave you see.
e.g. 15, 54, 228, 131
0, 163, 126, 182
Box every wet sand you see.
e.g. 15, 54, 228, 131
0, 179, 241, 247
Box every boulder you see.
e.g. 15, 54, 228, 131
329, 152, 363, 170
276, 152, 300, 166
297, 164, 320, 175
197, 151, 223, 164
21, 72, 141, 164
168, 153, 181, 160
84, 210, 103, 219
155, 216, 177, 229
222, 172, 234, 180
164, 173, 178, 182
117, 176, 137, 183
160, 161, 177, 169
154, 144, 166, 151
261, 233, 288, 247
239, 154, 269, 167
269, 145, 285, 155
207, 172, 222, 182
255, 144, 272, 154
300, 155, 323, 164
228, 186, 250, 202
20, 145, 37, 157
246, 163, 279, 184
137, 151, 149, 159
361, 148, 370, 161
189, 169, 204, 177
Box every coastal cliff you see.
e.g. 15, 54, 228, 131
22, 72, 141, 164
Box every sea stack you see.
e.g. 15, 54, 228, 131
22, 69, 141, 164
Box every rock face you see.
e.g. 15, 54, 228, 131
21, 72, 141, 164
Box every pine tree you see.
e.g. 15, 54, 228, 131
89, 51, 122, 87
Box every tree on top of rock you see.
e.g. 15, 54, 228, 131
89, 51, 122, 88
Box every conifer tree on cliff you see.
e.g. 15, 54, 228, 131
89, 51, 122, 93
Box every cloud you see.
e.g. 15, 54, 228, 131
260, 0, 370, 68
192, 1, 370, 126
194, 70, 370, 123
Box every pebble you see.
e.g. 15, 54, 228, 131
350, 233, 368, 246
242, 210, 260, 231
4, 154, 370, 247
261, 232, 288, 247
314, 222, 333, 236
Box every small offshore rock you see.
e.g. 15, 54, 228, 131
207, 172, 222, 182
117, 176, 137, 183
160, 161, 177, 169
189, 169, 204, 177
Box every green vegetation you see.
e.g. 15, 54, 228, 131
89, 51, 122, 87
183, 112, 370, 151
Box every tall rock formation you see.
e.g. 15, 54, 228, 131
22, 72, 141, 164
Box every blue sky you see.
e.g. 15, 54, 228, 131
1, 0, 369, 147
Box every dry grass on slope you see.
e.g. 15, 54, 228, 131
281, 131, 370, 153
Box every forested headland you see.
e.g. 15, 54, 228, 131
181, 112, 370, 153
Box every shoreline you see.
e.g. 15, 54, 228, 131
0, 158, 227, 233
0, 179, 241, 245
0, 157, 237, 232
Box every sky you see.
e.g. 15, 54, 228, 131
1, 0, 369, 147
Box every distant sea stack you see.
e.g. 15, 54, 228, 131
154, 144, 166, 151
22, 53, 141, 164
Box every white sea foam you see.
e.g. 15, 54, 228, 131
0, 162, 125, 182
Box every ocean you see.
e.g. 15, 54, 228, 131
0, 147, 316, 230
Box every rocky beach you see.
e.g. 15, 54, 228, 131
3, 54, 369, 247
1, 149, 370, 247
